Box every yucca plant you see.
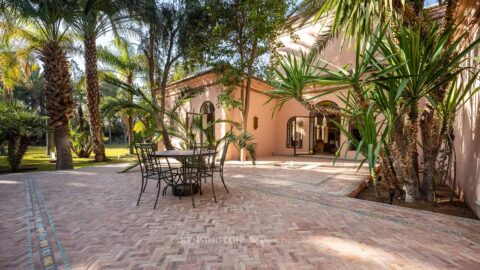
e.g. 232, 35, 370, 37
0, 100, 46, 171
377, 22, 480, 202
425, 73, 480, 201
333, 98, 387, 197
267, 51, 342, 117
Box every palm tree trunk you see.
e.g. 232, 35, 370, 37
420, 103, 443, 202
126, 76, 135, 155
146, 28, 163, 141
7, 136, 29, 172
84, 35, 107, 162
128, 113, 134, 155
389, 114, 418, 202
54, 125, 73, 169
40, 42, 74, 170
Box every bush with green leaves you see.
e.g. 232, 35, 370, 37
0, 100, 45, 171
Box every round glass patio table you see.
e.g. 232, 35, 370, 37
154, 149, 215, 196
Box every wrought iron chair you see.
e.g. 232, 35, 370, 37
179, 143, 206, 208
134, 143, 179, 209
202, 141, 230, 203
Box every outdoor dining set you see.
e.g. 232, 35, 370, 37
134, 141, 230, 208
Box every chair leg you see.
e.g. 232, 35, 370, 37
220, 171, 229, 193
198, 172, 203, 195
154, 181, 162, 209
211, 174, 217, 203
142, 179, 149, 193
190, 179, 196, 208
137, 177, 144, 206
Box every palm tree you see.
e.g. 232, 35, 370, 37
97, 36, 145, 154
0, 43, 24, 100
0, 100, 46, 171
102, 77, 258, 164
70, 0, 128, 162
1, 0, 77, 169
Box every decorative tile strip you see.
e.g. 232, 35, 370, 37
26, 177, 58, 270
32, 178, 70, 270
22, 180, 35, 270
23, 176, 70, 270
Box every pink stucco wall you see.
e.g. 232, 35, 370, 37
165, 72, 279, 160
164, 71, 361, 161
276, 16, 356, 67
452, 0, 480, 217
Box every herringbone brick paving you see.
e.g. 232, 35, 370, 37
0, 157, 479, 269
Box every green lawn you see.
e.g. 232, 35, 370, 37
0, 144, 136, 174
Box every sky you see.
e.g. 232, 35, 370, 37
424, 0, 440, 7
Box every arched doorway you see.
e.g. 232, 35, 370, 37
200, 101, 215, 143
309, 101, 341, 155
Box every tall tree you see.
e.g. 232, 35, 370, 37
97, 36, 145, 153
210, 0, 291, 160
71, 0, 127, 161
1, 0, 77, 169
126, 0, 218, 150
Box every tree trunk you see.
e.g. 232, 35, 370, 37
409, 107, 421, 199
159, 81, 174, 150
40, 42, 74, 170
389, 114, 418, 203
420, 103, 443, 202
7, 136, 29, 172
54, 125, 73, 170
126, 75, 135, 155
158, 46, 177, 151
84, 35, 107, 162
146, 28, 163, 143
239, 41, 258, 161
128, 111, 134, 155
46, 126, 54, 155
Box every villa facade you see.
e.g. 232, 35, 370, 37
163, 1, 480, 217
164, 10, 359, 161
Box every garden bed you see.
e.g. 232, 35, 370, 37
357, 179, 478, 220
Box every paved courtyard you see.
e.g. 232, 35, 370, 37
1, 157, 479, 269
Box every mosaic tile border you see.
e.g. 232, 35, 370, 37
23, 176, 70, 270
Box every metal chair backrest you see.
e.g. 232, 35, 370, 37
219, 140, 229, 170
135, 143, 159, 177
202, 144, 217, 169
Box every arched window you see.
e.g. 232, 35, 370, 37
200, 101, 215, 141
286, 117, 303, 148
